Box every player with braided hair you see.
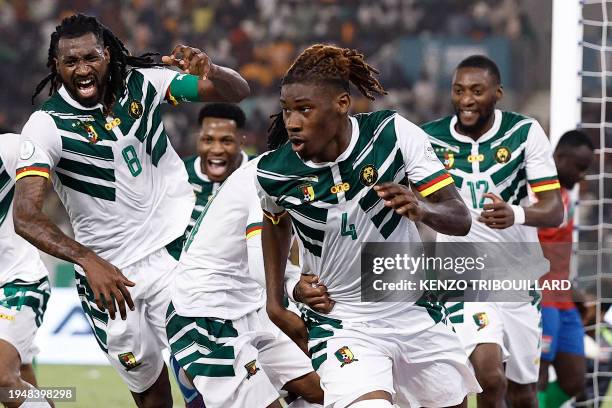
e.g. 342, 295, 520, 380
256, 44, 480, 408
13, 13, 248, 408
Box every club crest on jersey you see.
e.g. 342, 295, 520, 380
495, 146, 512, 164
80, 122, 99, 143
359, 164, 378, 186
118, 352, 141, 371
129, 100, 144, 119
299, 184, 315, 202
444, 152, 455, 170
335, 346, 358, 367
244, 360, 260, 379
473, 312, 489, 331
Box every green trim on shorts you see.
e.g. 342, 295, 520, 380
165, 302, 238, 378
302, 309, 343, 371
445, 302, 464, 324
0, 277, 51, 327
165, 235, 186, 261
75, 273, 109, 353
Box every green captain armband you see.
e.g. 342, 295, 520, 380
165, 73, 200, 105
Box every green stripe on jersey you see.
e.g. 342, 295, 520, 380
61, 137, 114, 161
56, 172, 116, 201
0, 186, 14, 226
57, 157, 115, 182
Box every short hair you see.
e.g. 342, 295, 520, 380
556, 129, 595, 151
0, 126, 15, 134
456, 55, 501, 84
198, 103, 246, 129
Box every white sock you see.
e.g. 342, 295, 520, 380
349, 399, 393, 408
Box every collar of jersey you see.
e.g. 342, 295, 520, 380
58, 86, 103, 111
300, 116, 359, 168
193, 150, 249, 183
449, 109, 502, 144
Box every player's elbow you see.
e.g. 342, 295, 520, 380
227, 79, 250, 103
449, 199, 472, 236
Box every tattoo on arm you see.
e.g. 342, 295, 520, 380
13, 177, 92, 265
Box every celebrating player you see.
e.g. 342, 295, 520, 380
0, 133, 52, 408
13, 14, 249, 408
422, 55, 563, 407
537, 130, 594, 408
183, 103, 249, 237
256, 44, 480, 408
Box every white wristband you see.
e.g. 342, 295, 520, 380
511, 205, 525, 225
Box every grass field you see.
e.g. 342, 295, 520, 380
35, 364, 612, 408
37, 365, 184, 407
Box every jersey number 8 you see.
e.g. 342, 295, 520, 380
122, 145, 142, 177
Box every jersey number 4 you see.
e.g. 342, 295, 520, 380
467, 180, 489, 209
341, 212, 357, 240
122, 145, 142, 177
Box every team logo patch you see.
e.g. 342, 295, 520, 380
541, 334, 553, 354
19, 141, 35, 160
495, 146, 511, 164
359, 164, 378, 186
244, 360, 260, 379
334, 346, 358, 367
473, 312, 489, 331
78, 122, 99, 144
444, 152, 455, 170
299, 184, 315, 202
129, 100, 144, 119
118, 352, 141, 371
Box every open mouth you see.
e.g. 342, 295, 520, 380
289, 137, 305, 151
206, 158, 228, 178
75, 77, 97, 99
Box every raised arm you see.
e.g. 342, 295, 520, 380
162, 45, 250, 102
13, 176, 135, 320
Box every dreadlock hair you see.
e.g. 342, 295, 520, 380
33, 14, 162, 114
267, 44, 387, 150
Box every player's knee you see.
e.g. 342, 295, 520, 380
349, 399, 394, 407
477, 368, 507, 396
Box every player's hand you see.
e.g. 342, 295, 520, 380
294, 275, 335, 314
478, 192, 514, 229
374, 182, 424, 221
267, 306, 309, 355
162, 45, 216, 79
81, 253, 135, 320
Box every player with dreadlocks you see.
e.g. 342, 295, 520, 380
13, 14, 248, 408
256, 44, 480, 408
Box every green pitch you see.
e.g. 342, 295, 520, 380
35, 364, 612, 407
37, 364, 185, 407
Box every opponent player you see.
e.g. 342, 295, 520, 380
256, 44, 480, 408
537, 130, 593, 407
422, 55, 563, 407
0, 133, 52, 408
183, 103, 249, 236
13, 14, 249, 408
